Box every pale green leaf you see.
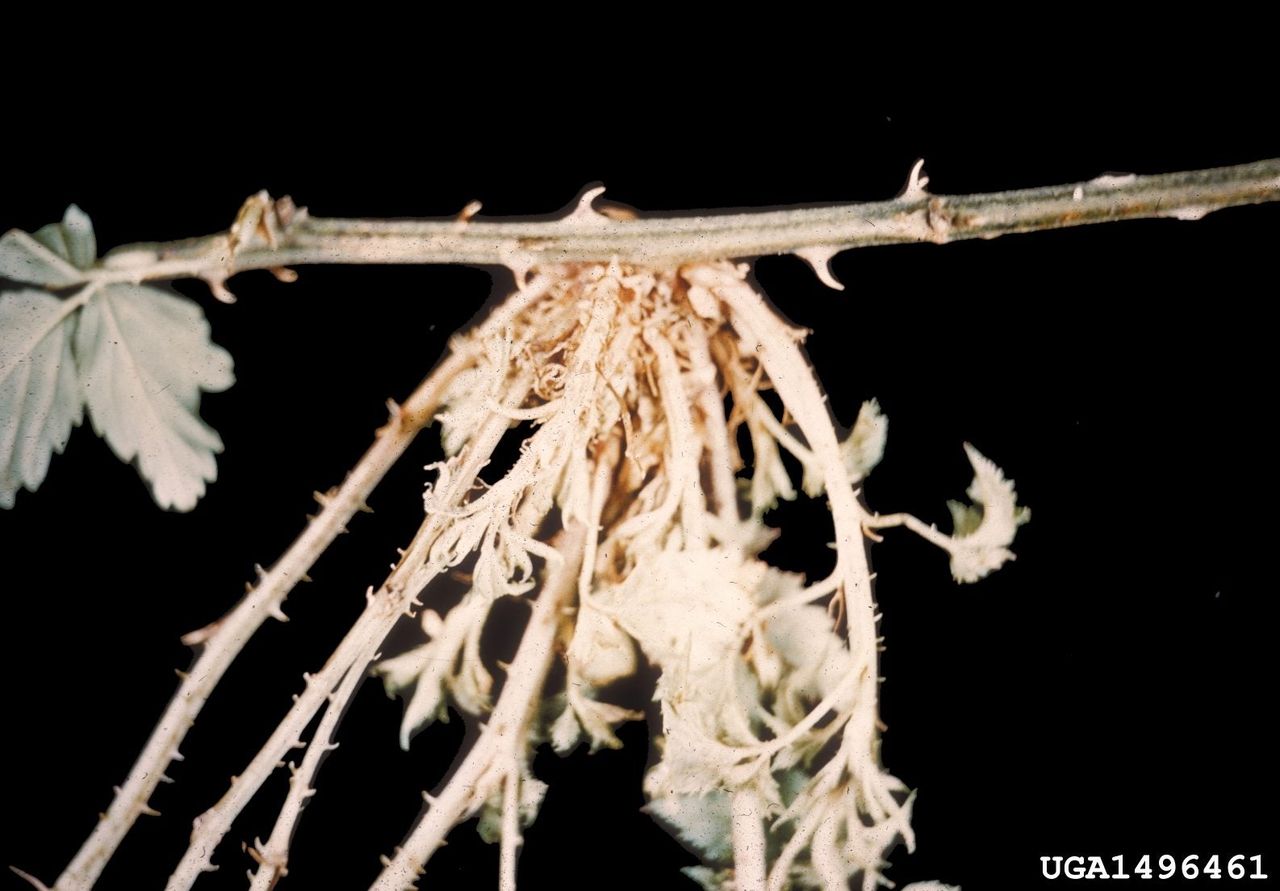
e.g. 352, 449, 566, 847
26, 204, 98, 273
0, 290, 83, 507
60, 205, 97, 269
75, 283, 233, 511
0, 230, 84, 287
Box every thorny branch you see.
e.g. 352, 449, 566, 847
33, 158, 1280, 296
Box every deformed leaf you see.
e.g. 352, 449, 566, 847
0, 289, 84, 508
945, 443, 1030, 583
476, 766, 549, 844
549, 702, 583, 754
801, 398, 888, 497
75, 283, 234, 511
643, 792, 734, 863
842, 398, 887, 482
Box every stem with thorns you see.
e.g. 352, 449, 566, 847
245, 658, 361, 891
164, 385, 530, 889
47, 351, 468, 891
58, 159, 1280, 293
42, 273, 567, 891
371, 521, 587, 891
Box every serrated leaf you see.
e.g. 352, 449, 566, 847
842, 398, 887, 482
0, 290, 84, 508
75, 283, 233, 511
945, 443, 1030, 583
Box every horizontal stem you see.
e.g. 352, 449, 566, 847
82, 158, 1280, 287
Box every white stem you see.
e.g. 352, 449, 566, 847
715, 271, 877, 655
685, 321, 740, 525
498, 768, 520, 891
70, 159, 1280, 287
863, 511, 957, 552
166, 541, 435, 890
50, 348, 472, 891
766, 803, 826, 891
369, 522, 587, 891
643, 325, 706, 547
164, 387, 526, 890
246, 656, 365, 891
731, 790, 767, 891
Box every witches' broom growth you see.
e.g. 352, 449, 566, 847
3, 159, 1277, 890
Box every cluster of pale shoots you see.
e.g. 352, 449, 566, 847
368, 259, 1026, 890
5, 158, 1273, 890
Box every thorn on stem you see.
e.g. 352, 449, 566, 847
8, 865, 51, 890
453, 200, 483, 229
202, 273, 238, 304
898, 158, 931, 201
180, 619, 221, 647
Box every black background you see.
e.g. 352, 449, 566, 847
2, 73, 1277, 889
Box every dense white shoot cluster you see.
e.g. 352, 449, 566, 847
363, 260, 1027, 890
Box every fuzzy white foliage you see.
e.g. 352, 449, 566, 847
361, 260, 1008, 890
843, 399, 888, 482
945, 443, 1031, 583
376, 597, 492, 748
